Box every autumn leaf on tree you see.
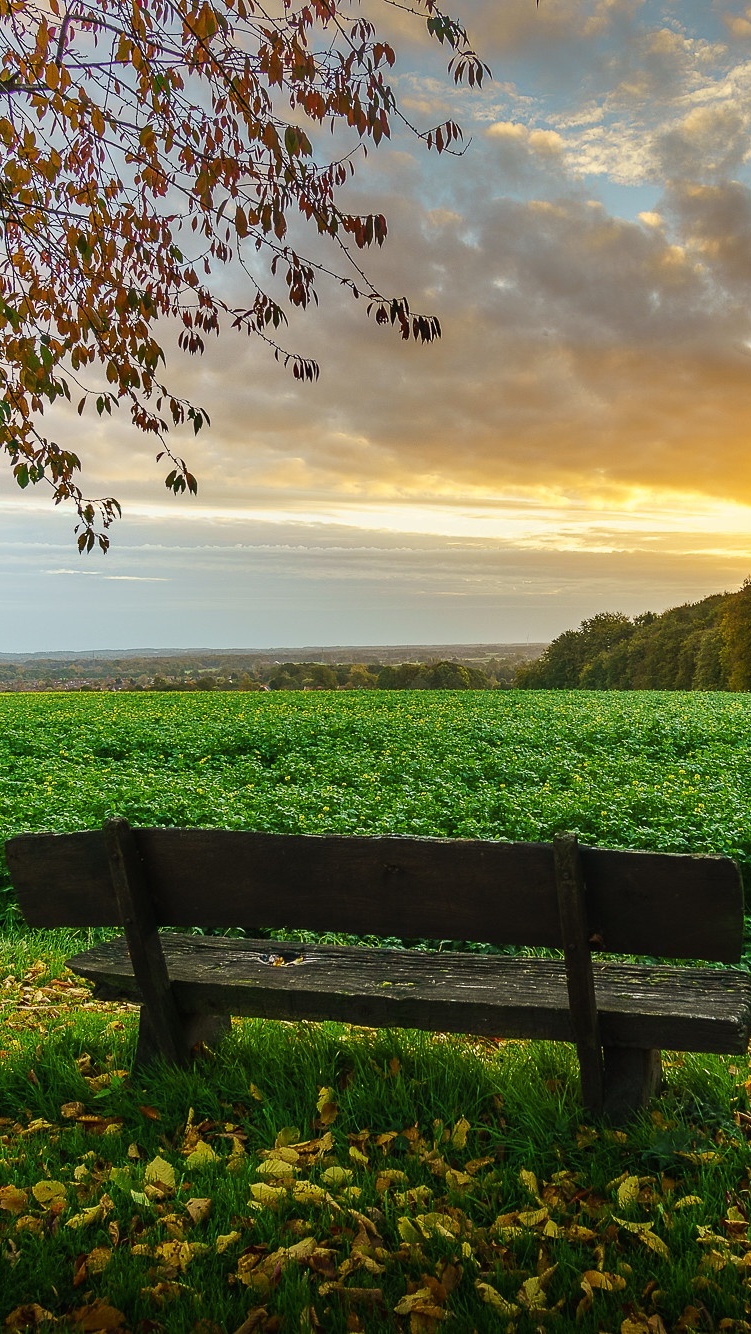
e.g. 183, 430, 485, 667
0, 0, 489, 549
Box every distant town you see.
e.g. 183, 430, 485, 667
0, 644, 547, 693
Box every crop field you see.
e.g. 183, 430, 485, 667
2, 687, 751, 925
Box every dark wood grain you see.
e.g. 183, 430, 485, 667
554, 833, 603, 1114
6, 827, 745, 962
602, 1047, 662, 1118
67, 933, 751, 1054
103, 818, 190, 1066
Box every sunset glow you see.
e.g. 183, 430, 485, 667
4, 0, 751, 650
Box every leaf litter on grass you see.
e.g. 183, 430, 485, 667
3, 959, 751, 1330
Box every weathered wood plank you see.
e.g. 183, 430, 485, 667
103, 818, 190, 1067
7, 827, 745, 962
554, 833, 603, 1115
67, 934, 751, 1054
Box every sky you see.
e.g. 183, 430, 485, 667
4, 0, 751, 652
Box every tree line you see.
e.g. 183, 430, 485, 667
0, 652, 536, 693
517, 581, 751, 691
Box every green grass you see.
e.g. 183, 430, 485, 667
2, 933, 751, 1332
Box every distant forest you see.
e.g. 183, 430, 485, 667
517, 580, 751, 691
0, 647, 540, 693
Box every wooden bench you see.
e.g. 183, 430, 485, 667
6, 817, 751, 1119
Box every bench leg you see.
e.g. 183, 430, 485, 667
134, 1007, 231, 1068
602, 1047, 661, 1120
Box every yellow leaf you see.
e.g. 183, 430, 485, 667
674, 1195, 703, 1210
444, 1168, 472, 1190
61, 1101, 87, 1119
154, 1239, 195, 1271
451, 1116, 470, 1149
518, 1275, 548, 1310
248, 1182, 285, 1209
144, 1156, 176, 1192
256, 1157, 298, 1179
66, 1203, 105, 1229
0, 1186, 29, 1215
321, 1166, 353, 1187
475, 1280, 519, 1316
3, 1305, 56, 1332
620, 1319, 651, 1334
249, 1082, 264, 1101
617, 1175, 641, 1209
393, 1287, 444, 1317
275, 1126, 301, 1147
518, 1207, 549, 1227
519, 1168, 540, 1199
349, 1145, 369, 1166
264, 1145, 299, 1164
185, 1140, 219, 1169
584, 1269, 626, 1291
216, 1230, 242, 1254
31, 1180, 67, 1207
85, 1246, 112, 1274
414, 1212, 460, 1240
639, 1229, 670, 1260
397, 1216, 422, 1244
290, 1181, 335, 1206
316, 1087, 338, 1126
612, 1215, 649, 1234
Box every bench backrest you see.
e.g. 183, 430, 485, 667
5, 825, 744, 962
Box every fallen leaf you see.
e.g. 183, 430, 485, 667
71, 1301, 127, 1331
154, 1239, 197, 1271
216, 1231, 242, 1254
66, 1203, 106, 1230
256, 1158, 298, 1179
185, 1140, 220, 1170
393, 1287, 444, 1318
185, 1197, 212, 1226
247, 1183, 286, 1209
84, 1246, 112, 1275
584, 1269, 627, 1291
475, 1281, 519, 1316
31, 1180, 67, 1208
450, 1117, 470, 1149
519, 1168, 540, 1200
0, 1186, 28, 1216
518, 1275, 548, 1311
617, 1176, 641, 1209
144, 1155, 176, 1193
639, 1229, 670, 1259
321, 1167, 353, 1188
3, 1305, 56, 1332
315, 1087, 338, 1126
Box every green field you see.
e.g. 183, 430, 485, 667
2, 689, 750, 917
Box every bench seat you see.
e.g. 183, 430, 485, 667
69, 933, 751, 1055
